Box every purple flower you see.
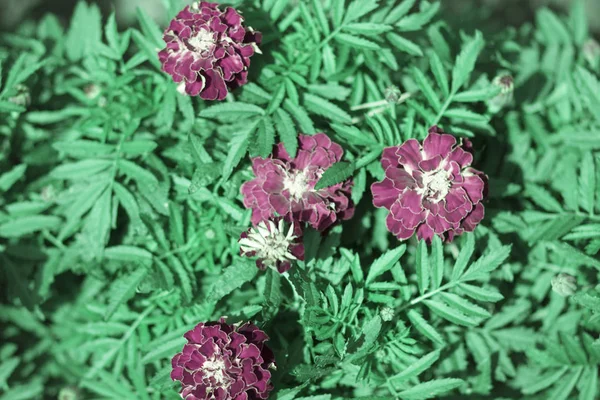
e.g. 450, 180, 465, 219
239, 219, 304, 273
171, 319, 275, 400
241, 133, 354, 232
158, 2, 262, 100
371, 126, 488, 242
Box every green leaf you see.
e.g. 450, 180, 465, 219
0, 164, 27, 191
200, 102, 265, 122
387, 33, 423, 56
430, 235, 444, 289
407, 310, 445, 345
314, 161, 355, 190
0, 215, 61, 238
389, 349, 441, 385
344, 0, 379, 23
579, 152, 596, 214
451, 31, 484, 91
423, 299, 479, 326
451, 233, 475, 281
384, 0, 417, 24
366, 245, 406, 285
444, 108, 489, 123
398, 378, 464, 400
458, 283, 504, 302
207, 261, 258, 303
304, 93, 353, 124
135, 7, 163, 48
416, 240, 430, 295
454, 86, 502, 102
429, 51, 449, 97
51, 159, 112, 180
537, 8, 571, 44
104, 246, 153, 266
0, 357, 19, 390
274, 108, 298, 158
334, 33, 381, 51
105, 268, 148, 320
547, 368, 583, 400
254, 117, 276, 158
438, 292, 490, 318
343, 23, 392, 36
461, 245, 512, 282
222, 126, 254, 181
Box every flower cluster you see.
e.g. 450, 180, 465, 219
371, 126, 487, 242
171, 320, 275, 400
242, 133, 354, 231
158, 1, 261, 100
239, 133, 354, 271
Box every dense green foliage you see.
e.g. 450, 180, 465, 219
0, 0, 599, 399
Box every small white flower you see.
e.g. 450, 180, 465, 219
239, 220, 298, 269
551, 273, 577, 297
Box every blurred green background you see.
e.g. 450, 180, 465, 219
1, 0, 599, 33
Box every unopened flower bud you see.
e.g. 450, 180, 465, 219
380, 307, 395, 322
583, 39, 600, 69
8, 84, 31, 108
384, 85, 402, 104
58, 387, 80, 400
551, 273, 578, 297
487, 74, 514, 113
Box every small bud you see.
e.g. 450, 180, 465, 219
59, 387, 80, 400
380, 307, 395, 322
551, 273, 578, 297
8, 84, 31, 108
384, 85, 402, 104
583, 39, 600, 69
487, 74, 514, 113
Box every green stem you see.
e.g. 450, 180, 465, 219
396, 281, 458, 313
432, 91, 456, 125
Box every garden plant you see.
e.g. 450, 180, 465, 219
0, 0, 599, 399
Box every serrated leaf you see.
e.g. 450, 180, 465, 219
398, 378, 464, 400
274, 108, 298, 157
430, 235, 444, 289
389, 349, 441, 385
451, 31, 484, 91
407, 310, 445, 345
461, 245, 511, 282
416, 240, 430, 295
579, 152, 596, 214
424, 299, 478, 326
208, 261, 258, 303
105, 268, 148, 320
314, 161, 355, 191
0, 215, 61, 238
387, 33, 423, 56
451, 233, 475, 281
458, 283, 504, 302
0, 164, 27, 191
200, 102, 265, 122
366, 245, 406, 285
335, 33, 381, 51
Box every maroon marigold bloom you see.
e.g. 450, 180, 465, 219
158, 2, 262, 100
241, 133, 354, 232
171, 319, 275, 400
371, 126, 487, 242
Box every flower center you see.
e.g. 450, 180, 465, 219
239, 221, 297, 268
421, 169, 451, 202
187, 29, 215, 56
202, 357, 229, 388
283, 170, 310, 200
